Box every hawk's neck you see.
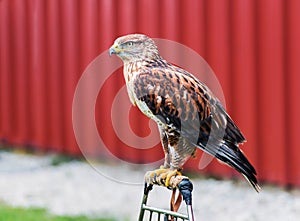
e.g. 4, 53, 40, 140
123, 61, 141, 83
123, 60, 148, 83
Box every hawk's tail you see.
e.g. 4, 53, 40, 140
215, 141, 261, 192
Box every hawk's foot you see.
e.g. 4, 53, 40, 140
150, 167, 182, 187
149, 166, 169, 179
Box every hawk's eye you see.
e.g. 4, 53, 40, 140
126, 41, 134, 47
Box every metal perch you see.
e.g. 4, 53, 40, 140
138, 172, 195, 221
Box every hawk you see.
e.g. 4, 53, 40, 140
109, 34, 260, 192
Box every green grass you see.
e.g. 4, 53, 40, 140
50, 154, 81, 166
0, 204, 115, 221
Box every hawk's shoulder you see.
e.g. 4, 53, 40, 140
133, 63, 213, 129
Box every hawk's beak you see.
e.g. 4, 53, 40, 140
109, 43, 122, 56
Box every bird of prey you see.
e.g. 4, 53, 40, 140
109, 34, 260, 192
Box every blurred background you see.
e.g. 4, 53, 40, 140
0, 0, 300, 192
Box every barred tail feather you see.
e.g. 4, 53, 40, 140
215, 142, 261, 192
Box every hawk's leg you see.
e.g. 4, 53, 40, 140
149, 127, 183, 187
160, 129, 171, 169
147, 144, 183, 187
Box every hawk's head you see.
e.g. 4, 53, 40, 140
109, 34, 160, 62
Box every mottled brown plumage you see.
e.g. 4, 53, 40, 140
109, 34, 260, 191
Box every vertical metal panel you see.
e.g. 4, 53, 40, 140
0, 0, 12, 143
45, 0, 64, 152
136, 0, 160, 35
159, 0, 180, 41
27, 0, 48, 149
286, 0, 300, 186
230, 0, 258, 170
0, 0, 300, 187
256, 0, 287, 185
77, 0, 99, 156
10, 0, 29, 145
96, 0, 119, 158
60, 0, 81, 154
180, 0, 205, 55
116, 0, 137, 35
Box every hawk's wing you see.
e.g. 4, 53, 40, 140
133, 63, 245, 155
133, 63, 259, 191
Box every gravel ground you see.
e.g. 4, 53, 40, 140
0, 151, 299, 221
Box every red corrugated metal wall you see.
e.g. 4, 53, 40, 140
1, 0, 300, 187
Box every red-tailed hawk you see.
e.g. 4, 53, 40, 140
109, 34, 260, 192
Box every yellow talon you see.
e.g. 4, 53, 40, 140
165, 170, 182, 187
149, 167, 169, 178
